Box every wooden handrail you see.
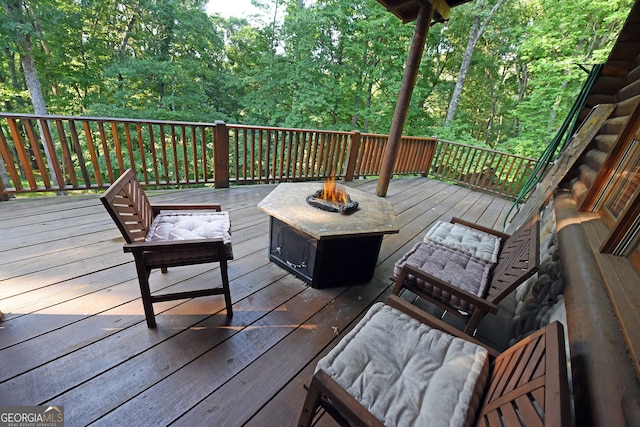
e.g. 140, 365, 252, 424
0, 113, 533, 199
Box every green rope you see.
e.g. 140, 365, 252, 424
503, 63, 604, 228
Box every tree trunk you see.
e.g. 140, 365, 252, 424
513, 61, 528, 135
2, 0, 63, 191
444, 0, 508, 126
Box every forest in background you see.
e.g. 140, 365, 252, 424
0, 0, 634, 158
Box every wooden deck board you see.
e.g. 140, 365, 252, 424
0, 177, 512, 426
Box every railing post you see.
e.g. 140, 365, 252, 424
214, 120, 230, 188
344, 130, 361, 182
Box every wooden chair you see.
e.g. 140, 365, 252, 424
100, 169, 234, 328
392, 214, 540, 334
298, 294, 571, 427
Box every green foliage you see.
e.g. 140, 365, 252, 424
0, 0, 634, 157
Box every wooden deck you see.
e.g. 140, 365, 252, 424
0, 177, 514, 426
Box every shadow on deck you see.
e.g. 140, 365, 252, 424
0, 177, 516, 426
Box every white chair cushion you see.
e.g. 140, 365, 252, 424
317, 303, 490, 427
423, 220, 501, 264
146, 211, 231, 244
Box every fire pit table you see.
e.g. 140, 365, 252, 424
257, 182, 399, 288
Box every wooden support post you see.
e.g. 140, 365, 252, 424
214, 120, 230, 188
376, 3, 434, 197
344, 130, 361, 182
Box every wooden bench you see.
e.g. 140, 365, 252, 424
392, 214, 540, 334
298, 294, 571, 427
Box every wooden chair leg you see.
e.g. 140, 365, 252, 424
299, 371, 384, 427
391, 269, 407, 295
220, 259, 233, 317
464, 309, 485, 335
134, 259, 157, 328
298, 376, 323, 427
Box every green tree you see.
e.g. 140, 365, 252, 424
0, 0, 634, 161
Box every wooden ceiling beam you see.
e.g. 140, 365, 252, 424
377, 0, 470, 23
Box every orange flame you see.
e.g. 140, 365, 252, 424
320, 177, 348, 204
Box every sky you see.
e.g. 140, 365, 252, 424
206, 0, 261, 19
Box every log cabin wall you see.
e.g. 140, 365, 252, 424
555, 1, 640, 426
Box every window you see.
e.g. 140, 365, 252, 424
603, 140, 639, 220
599, 138, 640, 262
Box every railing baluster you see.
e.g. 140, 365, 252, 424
68, 120, 92, 188
200, 127, 207, 183
336, 134, 345, 176
82, 121, 102, 187
56, 120, 77, 188
456, 145, 472, 183
318, 134, 335, 177
359, 137, 371, 176
241, 128, 247, 182
495, 152, 509, 193
264, 130, 271, 181
288, 130, 295, 179
7, 118, 37, 189
308, 131, 315, 177
190, 126, 198, 183
169, 125, 178, 184
366, 136, 378, 174
24, 119, 51, 188
0, 125, 22, 191
181, 126, 188, 184
291, 132, 299, 178
272, 130, 277, 181
158, 124, 169, 184
97, 122, 114, 184
231, 127, 239, 183
258, 129, 264, 181
476, 149, 491, 188
149, 125, 159, 185
109, 121, 124, 176
123, 124, 136, 177
507, 157, 528, 197
396, 139, 407, 173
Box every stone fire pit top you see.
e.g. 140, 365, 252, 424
257, 182, 399, 240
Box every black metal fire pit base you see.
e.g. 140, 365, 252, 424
268, 217, 382, 288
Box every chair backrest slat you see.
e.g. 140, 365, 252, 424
486, 214, 540, 304
476, 321, 570, 426
100, 169, 153, 243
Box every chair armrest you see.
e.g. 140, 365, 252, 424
123, 238, 226, 253
401, 264, 499, 314
450, 217, 510, 240
386, 294, 500, 358
151, 204, 222, 215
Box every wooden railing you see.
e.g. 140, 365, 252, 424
430, 139, 537, 199
0, 113, 534, 200
227, 125, 436, 183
